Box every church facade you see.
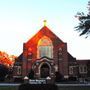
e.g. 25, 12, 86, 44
13, 22, 90, 81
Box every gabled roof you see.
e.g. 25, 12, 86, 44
25, 26, 64, 48
16, 25, 76, 63
68, 53, 77, 65
68, 53, 76, 62
16, 53, 23, 62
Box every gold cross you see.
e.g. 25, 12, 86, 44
43, 20, 47, 26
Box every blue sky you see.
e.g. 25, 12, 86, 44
0, 0, 89, 59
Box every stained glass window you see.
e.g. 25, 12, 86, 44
37, 36, 53, 58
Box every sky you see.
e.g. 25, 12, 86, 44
0, 0, 90, 59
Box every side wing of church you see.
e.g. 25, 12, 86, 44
13, 22, 90, 81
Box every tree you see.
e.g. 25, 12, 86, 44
0, 51, 16, 67
0, 64, 9, 81
55, 72, 63, 82
28, 69, 34, 79
0, 51, 16, 81
75, 1, 90, 38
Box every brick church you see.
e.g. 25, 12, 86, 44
13, 21, 90, 81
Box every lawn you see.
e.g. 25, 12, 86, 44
0, 84, 90, 90
58, 86, 90, 90
0, 86, 18, 90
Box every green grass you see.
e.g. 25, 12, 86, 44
0, 84, 90, 90
0, 86, 18, 90
58, 86, 90, 90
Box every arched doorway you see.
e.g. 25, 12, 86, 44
40, 63, 50, 78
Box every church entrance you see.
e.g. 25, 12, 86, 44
40, 63, 50, 78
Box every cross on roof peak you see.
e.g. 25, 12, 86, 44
43, 20, 47, 26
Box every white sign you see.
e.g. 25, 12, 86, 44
29, 79, 46, 84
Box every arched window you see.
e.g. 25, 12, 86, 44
37, 36, 53, 58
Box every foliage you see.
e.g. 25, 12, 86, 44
0, 51, 16, 67
28, 69, 34, 79
19, 84, 57, 90
0, 51, 17, 81
0, 64, 9, 81
55, 72, 63, 82
75, 1, 90, 38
